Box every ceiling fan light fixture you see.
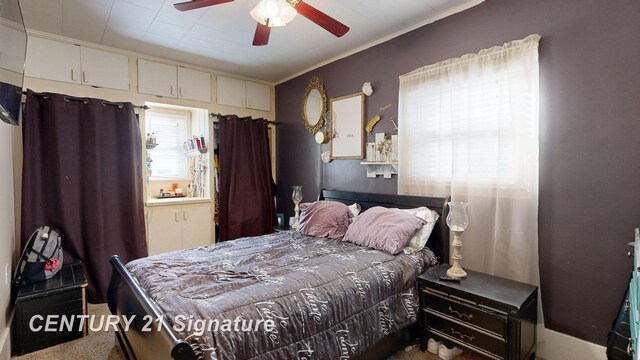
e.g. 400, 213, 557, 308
250, 0, 297, 27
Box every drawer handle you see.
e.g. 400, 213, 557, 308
451, 328, 475, 342
625, 300, 631, 313
628, 340, 635, 355
448, 306, 474, 320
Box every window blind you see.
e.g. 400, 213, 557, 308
147, 112, 188, 180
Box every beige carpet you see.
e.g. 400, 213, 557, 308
11, 303, 122, 360
11, 304, 483, 360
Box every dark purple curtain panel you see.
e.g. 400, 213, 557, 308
219, 116, 276, 241
21, 90, 148, 303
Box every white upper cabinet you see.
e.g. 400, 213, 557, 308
177, 67, 211, 103
0, 23, 28, 74
139, 60, 211, 102
216, 75, 246, 108
25, 37, 129, 90
245, 81, 271, 111
217, 75, 271, 112
137, 59, 177, 98
80, 47, 129, 91
25, 37, 81, 84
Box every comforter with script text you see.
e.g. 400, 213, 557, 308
126, 230, 438, 360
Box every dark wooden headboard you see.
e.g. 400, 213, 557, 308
318, 189, 450, 264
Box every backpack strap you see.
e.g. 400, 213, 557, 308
30, 227, 53, 263
13, 228, 41, 286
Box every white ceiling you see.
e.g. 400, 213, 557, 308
18, 0, 483, 83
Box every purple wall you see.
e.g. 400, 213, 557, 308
275, 0, 640, 344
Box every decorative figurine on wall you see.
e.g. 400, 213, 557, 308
362, 82, 374, 96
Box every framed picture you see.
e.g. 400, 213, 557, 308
330, 93, 364, 159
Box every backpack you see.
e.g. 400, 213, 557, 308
13, 226, 64, 286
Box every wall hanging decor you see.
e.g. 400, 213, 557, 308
330, 93, 364, 159
302, 76, 327, 134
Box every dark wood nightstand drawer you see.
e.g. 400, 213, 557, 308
427, 313, 507, 360
424, 288, 507, 338
418, 265, 538, 360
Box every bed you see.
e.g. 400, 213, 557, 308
107, 190, 450, 360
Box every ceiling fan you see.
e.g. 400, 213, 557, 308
174, 0, 350, 46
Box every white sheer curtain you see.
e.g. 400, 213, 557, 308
398, 35, 541, 287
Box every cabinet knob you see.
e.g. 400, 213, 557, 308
629, 251, 633, 258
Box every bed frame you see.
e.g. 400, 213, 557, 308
107, 190, 450, 360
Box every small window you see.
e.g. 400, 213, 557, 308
146, 110, 190, 180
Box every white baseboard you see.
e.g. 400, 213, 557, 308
0, 326, 10, 360
536, 325, 606, 360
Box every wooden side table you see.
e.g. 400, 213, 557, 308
13, 262, 88, 355
418, 264, 537, 360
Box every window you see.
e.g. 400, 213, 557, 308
398, 35, 540, 192
146, 110, 189, 180
397, 36, 541, 288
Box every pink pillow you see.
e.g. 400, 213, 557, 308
297, 201, 350, 239
343, 207, 426, 254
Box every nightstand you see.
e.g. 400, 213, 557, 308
273, 225, 291, 232
12, 262, 88, 355
418, 264, 537, 360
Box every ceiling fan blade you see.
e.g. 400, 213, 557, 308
174, 0, 234, 12
293, 1, 349, 37
252, 23, 271, 46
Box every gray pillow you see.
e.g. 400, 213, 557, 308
343, 206, 426, 254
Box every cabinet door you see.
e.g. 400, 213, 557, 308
246, 81, 271, 111
216, 75, 245, 108
138, 59, 177, 98
181, 203, 213, 249
0, 22, 27, 75
25, 37, 81, 84
80, 47, 129, 91
177, 67, 211, 103
147, 207, 183, 255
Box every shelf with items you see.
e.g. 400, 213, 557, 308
362, 133, 398, 179
360, 162, 398, 179
183, 135, 207, 156
145, 133, 158, 186
185, 147, 207, 156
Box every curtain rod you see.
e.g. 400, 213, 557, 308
22, 91, 150, 110
209, 112, 278, 125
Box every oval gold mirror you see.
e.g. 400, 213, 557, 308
302, 76, 327, 134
